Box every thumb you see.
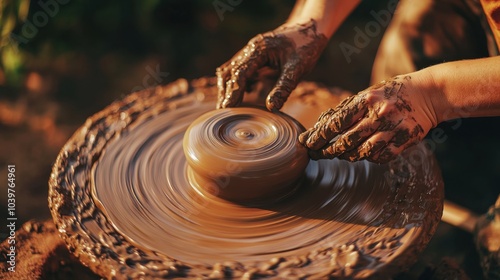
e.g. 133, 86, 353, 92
266, 65, 300, 111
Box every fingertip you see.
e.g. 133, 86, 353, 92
222, 88, 238, 109
305, 131, 318, 149
305, 129, 330, 150
221, 98, 232, 108
266, 89, 289, 112
298, 129, 313, 145
216, 101, 224, 110
217, 87, 227, 110
266, 96, 281, 112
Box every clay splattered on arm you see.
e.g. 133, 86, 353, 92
216, 19, 328, 111
299, 75, 435, 164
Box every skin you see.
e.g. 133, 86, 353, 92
301, 57, 500, 163
216, 19, 328, 111
216, 0, 360, 111
298, 75, 432, 163
217, 0, 500, 163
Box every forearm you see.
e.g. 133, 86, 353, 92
425, 57, 500, 122
286, 0, 361, 38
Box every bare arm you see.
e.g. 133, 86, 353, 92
288, 0, 361, 38
428, 56, 500, 122
299, 56, 500, 163
216, 0, 361, 111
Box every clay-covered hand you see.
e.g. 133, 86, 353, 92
216, 19, 328, 111
299, 75, 438, 163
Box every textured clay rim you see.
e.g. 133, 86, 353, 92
48, 78, 444, 279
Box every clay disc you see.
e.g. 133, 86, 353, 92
183, 106, 309, 203
48, 78, 444, 279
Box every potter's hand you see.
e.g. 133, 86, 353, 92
299, 75, 438, 163
216, 20, 328, 111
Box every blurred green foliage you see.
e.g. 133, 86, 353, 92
0, 0, 293, 91
1, 0, 30, 86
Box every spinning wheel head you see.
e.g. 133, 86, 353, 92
183, 107, 310, 203
49, 79, 444, 279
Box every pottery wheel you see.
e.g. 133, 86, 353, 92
48, 78, 444, 279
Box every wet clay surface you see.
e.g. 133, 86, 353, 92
183, 107, 309, 202
49, 78, 444, 279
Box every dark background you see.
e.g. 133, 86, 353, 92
0, 0, 499, 278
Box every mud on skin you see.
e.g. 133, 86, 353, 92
299, 75, 427, 163
216, 19, 328, 111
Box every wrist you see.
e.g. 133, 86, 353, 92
420, 66, 455, 123
284, 17, 331, 39
285, 0, 331, 36
401, 69, 445, 129
286, 0, 361, 38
